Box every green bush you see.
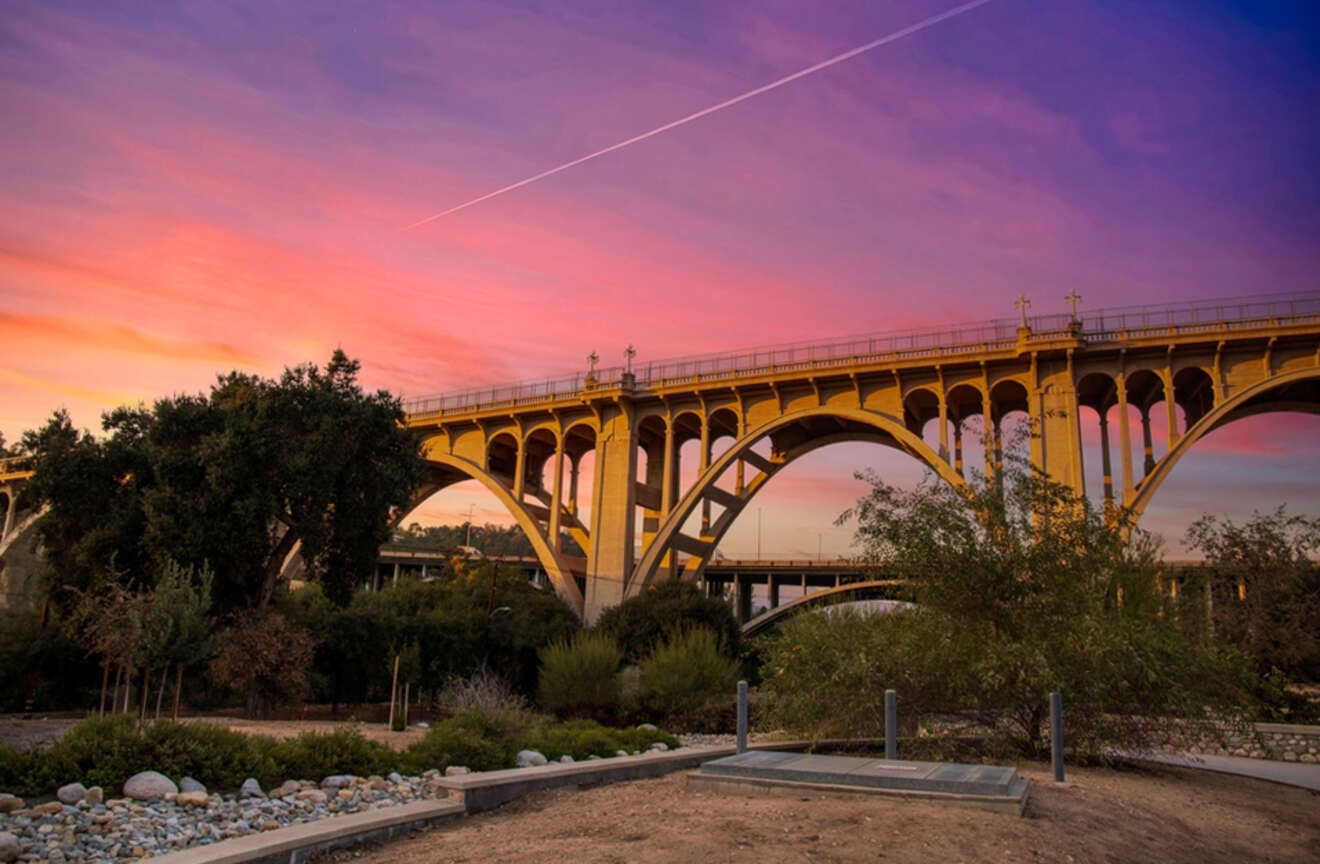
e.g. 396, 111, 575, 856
401, 711, 519, 774
596, 579, 741, 663
537, 631, 621, 716
518, 718, 678, 761
269, 724, 397, 781
637, 628, 738, 717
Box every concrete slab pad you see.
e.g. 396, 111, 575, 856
686, 771, 1031, 817
699, 751, 1030, 801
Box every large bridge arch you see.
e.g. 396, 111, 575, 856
631, 406, 969, 593
1128, 366, 1320, 521
410, 444, 586, 614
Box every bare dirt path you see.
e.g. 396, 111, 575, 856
321, 761, 1319, 864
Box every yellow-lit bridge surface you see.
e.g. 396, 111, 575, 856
401, 292, 1320, 619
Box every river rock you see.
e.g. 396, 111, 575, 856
516, 749, 548, 767
320, 775, 356, 789
29, 801, 63, 816
295, 789, 327, 803
443, 766, 470, 776
85, 785, 103, 805
178, 777, 206, 794
614, 750, 629, 757
637, 723, 658, 731
270, 780, 300, 798
123, 771, 178, 800
559, 755, 574, 763
174, 790, 209, 807
0, 794, 22, 813
0, 831, 20, 863
56, 782, 87, 805
387, 772, 403, 785
238, 778, 264, 798
649, 742, 669, 752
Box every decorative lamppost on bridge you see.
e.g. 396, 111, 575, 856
585, 349, 599, 387
1065, 289, 1083, 335
622, 344, 637, 388
1014, 293, 1032, 329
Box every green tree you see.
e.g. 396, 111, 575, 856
1185, 508, 1320, 681
762, 454, 1261, 758
141, 561, 220, 719
21, 352, 424, 616
595, 579, 741, 663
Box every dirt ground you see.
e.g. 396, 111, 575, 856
0, 716, 427, 751
321, 762, 1319, 864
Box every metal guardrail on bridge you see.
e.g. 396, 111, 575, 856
401, 291, 1320, 419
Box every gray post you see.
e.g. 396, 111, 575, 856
736, 680, 749, 754
884, 689, 897, 760
1050, 691, 1065, 782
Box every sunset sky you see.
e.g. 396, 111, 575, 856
2, 0, 1317, 557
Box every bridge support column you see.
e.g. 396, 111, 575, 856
1099, 412, 1114, 508
982, 391, 994, 481
1, 494, 12, 542
585, 406, 637, 621
1163, 368, 1178, 451
938, 394, 949, 461
1141, 412, 1156, 477
700, 417, 711, 534
1117, 374, 1134, 504
660, 422, 678, 580
953, 424, 964, 477
769, 576, 779, 610
568, 457, 580, 516
549, 439, 564, 552
1037, 357, 1086, 498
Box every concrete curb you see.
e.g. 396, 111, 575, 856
144, 799, 465, 864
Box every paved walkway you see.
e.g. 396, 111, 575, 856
1123, 751, 1320, 792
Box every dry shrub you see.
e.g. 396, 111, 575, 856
210, 611, 315, 718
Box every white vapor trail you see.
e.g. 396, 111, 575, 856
403, 0, 998, 230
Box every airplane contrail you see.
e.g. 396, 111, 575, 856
403, 0, 998, 230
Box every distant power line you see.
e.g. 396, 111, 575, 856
403, 0, 999, 229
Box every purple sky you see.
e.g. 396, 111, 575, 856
2, 0, 1317, 556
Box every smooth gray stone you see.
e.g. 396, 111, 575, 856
56, 783, 87, 805
123, 772, 178, 801
178, 778, 206, 794
515, 750, 547, 768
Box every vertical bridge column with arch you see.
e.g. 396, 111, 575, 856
402, 298, 1320, 622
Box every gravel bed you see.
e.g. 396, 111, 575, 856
0, 773, 444, 863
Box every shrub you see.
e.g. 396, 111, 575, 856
518, 718, 679, 761
637, 628, 738, 717
537, 631, 621, 716
209, 611, 316, 719
596, 579, 741, 663
401, 711, 519, 774
439, 665, 528, 716
270, 724, 396, 781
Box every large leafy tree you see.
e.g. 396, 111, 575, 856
762, 452, 1261, 758
22, 351, 424, 615
1184, 508, 1320, 681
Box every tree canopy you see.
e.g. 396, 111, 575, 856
22, 351, 424, 614
762, 452, 1262, 757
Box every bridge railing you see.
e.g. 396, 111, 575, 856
402, 291, 1320, 417
0, 455, 33, 477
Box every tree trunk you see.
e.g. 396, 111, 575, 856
402, 682, 410, 727
98, 658, 111, 718
111, 663, 123, 715
387, 655, 400, 731
139, 666, 151, 724
155, 663, 169, 720
171, 664, 184, 721
121, 664, 134, 714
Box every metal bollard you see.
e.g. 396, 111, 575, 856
736, 680, 749, 754
1050, 691, 1065, 782
885, 689, 897, 760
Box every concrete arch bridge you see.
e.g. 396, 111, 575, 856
400, 292, 1320, 621
2, 292, 1318, 619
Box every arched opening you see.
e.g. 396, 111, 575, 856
989, 379, 1031, 473
945, 383, 986, 480
1124, 369, 1167, 481
633, 406, 967, 594
522, 428, 557, 499
1173, 366, 1215, 428
485, 432, 519, 485
1076, 371, 1118, 511
634, 415, 669, 557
